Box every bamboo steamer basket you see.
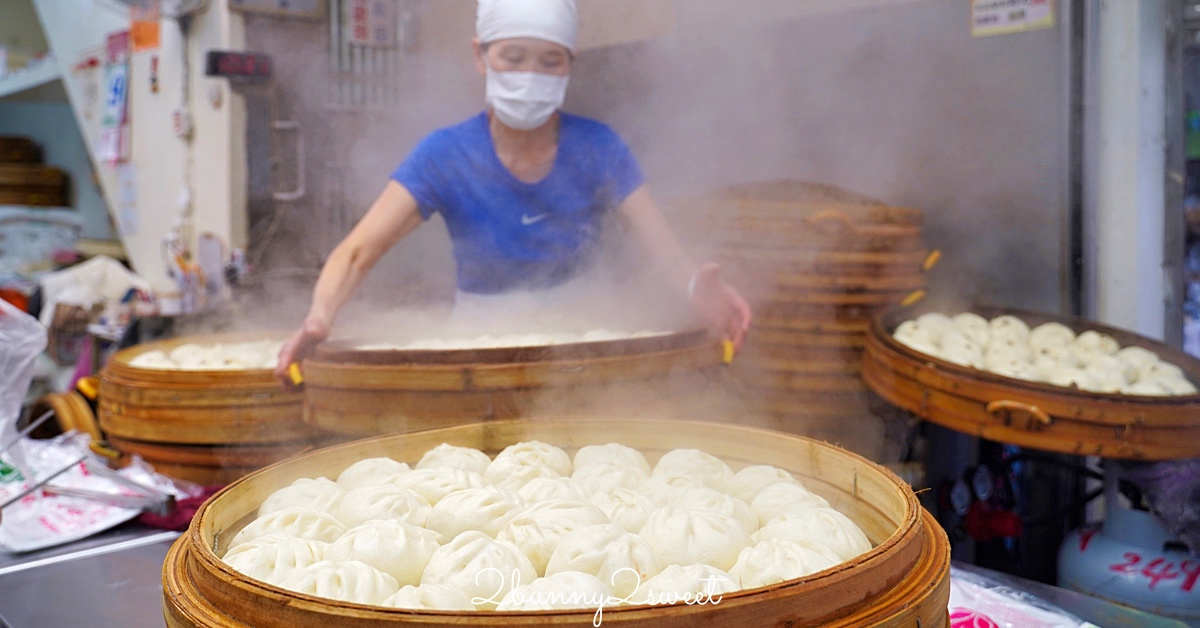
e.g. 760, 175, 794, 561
107, 436, 320, 486
0, 136, 42, 163
0, 163, 68, 187
664, 180, 931, 461
98, 333, 319, 484
99, 333, 311, 445
302, 330, 728, 437
862, 304, 1200, 460
0, 188, 69, 206
162, 418, 950, 628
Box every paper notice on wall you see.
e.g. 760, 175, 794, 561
98, 31, 131, 165
972, 0, 1054, 37
347, 0, 397, 47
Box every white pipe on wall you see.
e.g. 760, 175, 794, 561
1084, 0, 1169, 340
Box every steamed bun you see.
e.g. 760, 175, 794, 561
726, 465, 800, 505
426, 487, 525, 539
729, 538, 841, 589
395, 468, 486, 505
573, 443, 651, 474
229, 507, 347, 548
222, 534, 328, 586
545, 523, 660, 599
280, 559, 399, 605
589, 488, 656, 534
333, 485, 432, 529
637, 507, 751, 571
420, 531, 537, 610
325, 519, 441, 586
652, 449, 734, 492
630, 563, 738, 606
416, 443, 492, 475
336, 457, 411, 491
381, 584, 476, 611
751, 508, 872, 561
751, 483, 831, 526
498, 500, 610, 574
259, 477, 346, 517
496, 571, 613, 611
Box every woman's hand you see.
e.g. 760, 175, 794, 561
689, 262, 751, 352
275, 317, 331, 388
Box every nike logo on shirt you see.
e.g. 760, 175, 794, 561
521, 212, 549, 226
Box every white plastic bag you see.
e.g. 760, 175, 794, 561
0, 432, 201, 553
0, 298, 47, 478
36, 255, 151, 328
949, 567, 1100, 628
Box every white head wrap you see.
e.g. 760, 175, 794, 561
476, 0, 579, 53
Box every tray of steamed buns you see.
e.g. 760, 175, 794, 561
313, 328, 710, 365
163, 418, 951, 628
862, 304, 1200, 460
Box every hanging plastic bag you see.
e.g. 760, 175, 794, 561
0, 297, 47, 479
0, 432, 202, 553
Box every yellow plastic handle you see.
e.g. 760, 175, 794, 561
986, 400, 1052, 429
922, 249, 942, 272
287, 363, 305, 386
722, 340, 736, 365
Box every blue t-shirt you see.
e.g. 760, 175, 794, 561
391, 112, 645, 294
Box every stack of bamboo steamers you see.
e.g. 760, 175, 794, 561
666, 181, 932, 461
0, 136, 69, 206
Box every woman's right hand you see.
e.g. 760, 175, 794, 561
275, 317, 331, 388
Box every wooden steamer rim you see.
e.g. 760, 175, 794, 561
862, 304, 1200, 460
163, 419, 949, 628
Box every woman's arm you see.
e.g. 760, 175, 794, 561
275, 181, 424, 384
616, 185, 751, 350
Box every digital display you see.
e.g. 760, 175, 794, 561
204, 51, 273, 82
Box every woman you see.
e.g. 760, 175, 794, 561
276, 0, 751, 383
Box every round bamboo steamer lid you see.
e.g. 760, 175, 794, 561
717, 179, 924, 219
106, 435, 322, 486
28, 391, 103, 441
98, 333, 312, 446
672, 213, 924, 254
302, 331, 728, 437
0, 137, 42, 163
767, 272, 926, 294
162, 418, 950, 628
669, 197, 923, 224
725, 248, 930, 274
863, 304, 1200, 460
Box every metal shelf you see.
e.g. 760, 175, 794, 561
0, 60, 60, 101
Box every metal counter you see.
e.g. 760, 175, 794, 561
0, 522, 179, 628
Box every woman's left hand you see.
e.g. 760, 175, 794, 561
689, 262, 751, 352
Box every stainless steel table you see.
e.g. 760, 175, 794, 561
0, 523, 179, 628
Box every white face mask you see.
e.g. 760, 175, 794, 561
485, 66, 569, 131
